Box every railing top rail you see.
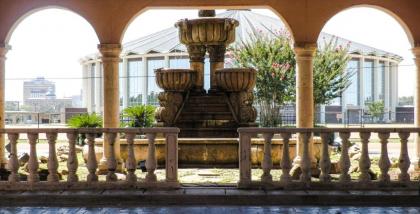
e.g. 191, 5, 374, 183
237, 127, 419, 134
0, 127, 180, 134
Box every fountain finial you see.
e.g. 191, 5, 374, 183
198, 10, 216, 17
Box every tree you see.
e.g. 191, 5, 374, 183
228, 31, 295, 127
366, 100, 385, 122
230, 31, 352, 127
313, 39, 352, 105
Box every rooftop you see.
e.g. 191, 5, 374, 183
118, 10, 402, 61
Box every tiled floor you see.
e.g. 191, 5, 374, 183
0, 206, 419, 214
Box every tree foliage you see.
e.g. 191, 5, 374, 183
230, 31, 352, 127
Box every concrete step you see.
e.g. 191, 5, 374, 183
179, 112, 234, 120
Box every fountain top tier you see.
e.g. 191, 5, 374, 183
175, 11, 239, 46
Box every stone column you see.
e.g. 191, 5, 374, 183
373, 59, 379, 101
81, 63, 89, 108
122, 57, 128, 109
164, 55, 170, 68
187, 45, 206, 93
94, 61, 102, 113
0, 44, 10, 167
359, 57, 365, 107
141, 56, 148, 104
384, 61, 390, 121
207, 45, 226, 92
98, 44, 122, 172
390, 62, 398, 121
412, 47, 420, 170
294, 43, 317, 167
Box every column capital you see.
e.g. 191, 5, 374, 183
294, 42, 317, 59
0, 44, 11, 57
412, 46, 420, 58
98, 43, 121, 59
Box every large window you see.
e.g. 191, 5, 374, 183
169, 56, 189, 68
128, 58, 144, 106
378, 61, 385, 101
343, 59, 359, 106
364, 60, 374, 103
147, 57, 165, 105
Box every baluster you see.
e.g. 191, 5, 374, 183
398, 132, 411, 182
378, 132, 391, 183
280, 132, 292, 184
165, 132, 178, 184
66, 131, 79, 182
125, 132, 137, 183
7, 133, 19, 182
145, 133, 157, 182
319, 132, 331, 183
300, 132, 311, 185
238, 132, 252, 187
261, 133, 273, 183
86, 133, 98, 182
27, 133, 39, 183
106, 132, 117, 182
338, 132, 351, 183
46, 132, 59, 182
358, 132, 371, 183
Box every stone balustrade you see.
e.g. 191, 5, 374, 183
1, 127, 179, 190
0, 127, 417, 191
238, 127, 417, 190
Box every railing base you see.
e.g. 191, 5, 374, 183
0, 188, 418, 207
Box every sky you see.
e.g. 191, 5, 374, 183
5, 8, 415, 102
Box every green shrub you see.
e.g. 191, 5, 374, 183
67, 113, 103, 145
67, 113, 103, 128
122, 105, 156, 128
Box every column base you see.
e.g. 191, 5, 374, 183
290, 164, 321, 180
290, 157, 319, 180
97, 158, 124, 175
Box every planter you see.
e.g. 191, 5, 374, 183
175, 18, 238, 45
215, 68, 256, 92
155, 68, 196, 92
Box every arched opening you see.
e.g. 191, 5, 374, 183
75, 8, 295, 183
6, 8, 99, 125
318, 6, 414, 126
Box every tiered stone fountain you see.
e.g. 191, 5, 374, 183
155, 10, 257, 137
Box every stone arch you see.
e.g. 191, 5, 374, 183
3, 5, 100, 45
317, 4, 415, 48
118, 6, 296, 44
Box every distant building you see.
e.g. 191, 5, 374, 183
23, 77, 56, 104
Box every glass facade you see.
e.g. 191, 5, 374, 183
363, 60, 374, 103
127, 58, 144, 106
378, 61, 385, 101
147, 57, 165, 105
343, 59, 359, 106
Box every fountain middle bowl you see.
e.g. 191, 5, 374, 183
215, 68, 256, 92
155, 68, 196, 92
